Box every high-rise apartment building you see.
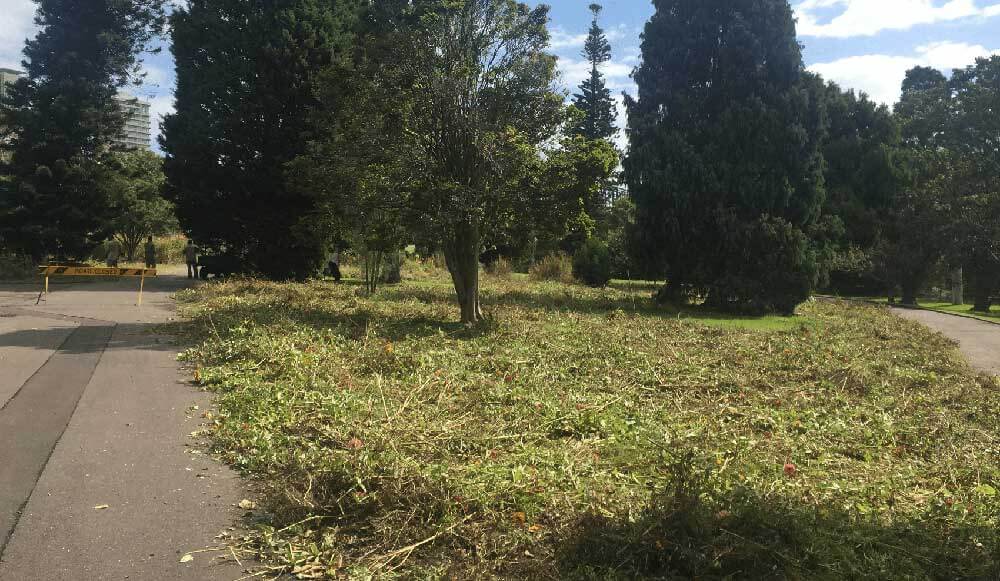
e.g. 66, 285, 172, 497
0, 68, 25, 103
2, 73, 151, 152
0, 69, 25, 161
114, 94, 152, 150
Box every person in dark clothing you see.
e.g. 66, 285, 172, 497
326, 251, 342, 282
144, 236, 157, 269
184, 240, 199, 279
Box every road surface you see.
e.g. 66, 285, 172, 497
0, 273, 246, 580
894, 307, 1000, 375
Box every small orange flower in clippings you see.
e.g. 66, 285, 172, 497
384, 342, 394, 354
783, 463, 797, 477
346, 437, 364, 450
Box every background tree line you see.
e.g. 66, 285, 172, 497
2, 0, 997, 320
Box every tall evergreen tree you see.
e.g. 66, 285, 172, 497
625, 0, 826, 314
570, 4, 617, 141
0, 0, 166, 261
947, 57, 1000, 311
294, 0, 563, 324
161, 0, 359, 279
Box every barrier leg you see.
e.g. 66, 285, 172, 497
138, 273, 145, 307
45, 276, 49, 294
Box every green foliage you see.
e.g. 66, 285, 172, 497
104, 150, 176, 261
0, 0, 166, 261
528, 135, 619, 257
297, 0, 564, 323
569, 4, 617, 142
175, 276, 1000, 579
820, 82, 904, 249
162, 0, 358, 280
696, 213, 817, 315
947, 57, 1000, 311
484, 257, 513, 277
0, 253, 34, 279
572, 238, 611, 287
625, 0, 826, 314
529, 252, 574, 283
872, 151, 952, 305
883, 58, 1000, 307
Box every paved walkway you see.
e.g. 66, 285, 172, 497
894, 307, 1000, 375
0, 274, 245, 580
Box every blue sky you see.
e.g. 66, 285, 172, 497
2, 0, 998, 150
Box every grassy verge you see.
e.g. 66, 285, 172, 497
175, 275, 1000, 580
857, 296, 1000, 324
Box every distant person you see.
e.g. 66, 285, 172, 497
326, 251, 342, 282
106, 240, 121, 268
144, 236, 157, 270
184, 240, 199, 279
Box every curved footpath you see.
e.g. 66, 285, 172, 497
0, 273, 245, 580
893, 307, 1000, 375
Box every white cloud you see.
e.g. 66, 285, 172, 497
146, 94, 175, 151
558, 57, 633, 90
549, 28, 588, 50
0, 0, 37, 70
809, 41, 1000, 105
138, 63, 169, 88
795, 0, 1000, 37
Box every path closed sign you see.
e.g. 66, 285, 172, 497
38, 266, 157, 277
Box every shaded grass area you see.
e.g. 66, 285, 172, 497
175, 276, 1000, 580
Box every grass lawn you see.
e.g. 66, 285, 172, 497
862, 297, 1000, 324
175, 270, 999, 580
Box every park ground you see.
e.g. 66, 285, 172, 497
172, 263, 999, 580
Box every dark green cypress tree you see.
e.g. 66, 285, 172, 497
625, 0, 826, 314
570, 4, 617, 141
0, 0, 165, 261
161, 0, 359, 280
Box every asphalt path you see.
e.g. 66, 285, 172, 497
894, 307, 1000, 375
0, 273, 246, 580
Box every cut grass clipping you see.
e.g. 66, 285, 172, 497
175, 276, 1000, 580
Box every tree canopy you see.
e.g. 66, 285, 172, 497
625, 0, 826, 314
161, 0, 359, 279
570, 4, 617, 142
0, 0, 166, 261
296, 0, 563, 323
104, 150, 176, 262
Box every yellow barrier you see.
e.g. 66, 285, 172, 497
38, 265, 158, 306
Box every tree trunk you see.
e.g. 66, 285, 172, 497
966, 262, 996, 313
444, 221, 483, 325
951, 267, 964, 305
900, 282, 918, 306
972, 291, 993, 313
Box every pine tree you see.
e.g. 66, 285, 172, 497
570, 4, 617, 141
161, 0, 359, 280
625, 0, 826, 314
0, 0, 165, 261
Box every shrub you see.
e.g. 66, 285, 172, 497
530, 252, 573, 283
573, 239, 612, 287
0, 253, 35, 279
707, 214, 816, 315
485, 256, 512, 277
157, 234, 188, 264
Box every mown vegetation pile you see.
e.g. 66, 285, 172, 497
177, 274, 999, 579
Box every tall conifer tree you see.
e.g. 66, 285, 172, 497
0, 0, 165, 261
570, 4, 617, 141
625, 0, 826, 314
161, 0, 359, 279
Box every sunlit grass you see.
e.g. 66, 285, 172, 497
174, 270, 1000, 580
